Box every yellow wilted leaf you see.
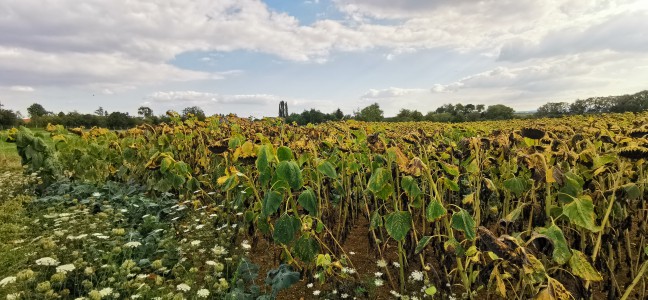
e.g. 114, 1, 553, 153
217, 176, 229, 186
546, 167, 556, 183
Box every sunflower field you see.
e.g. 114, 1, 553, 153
1, 111, 648, 300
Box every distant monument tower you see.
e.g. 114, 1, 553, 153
279, 101, 288, 118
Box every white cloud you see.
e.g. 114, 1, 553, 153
9, 85, 34, 92
361, 87, 428, 99
360, 50, 648, 115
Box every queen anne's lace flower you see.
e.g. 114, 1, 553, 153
56, 264, 76, 274
197, 289, 210, 298
124, 241, 142, 248
0, 276, 16, 287
36, 257, 60, 266
177, 283, 191, 292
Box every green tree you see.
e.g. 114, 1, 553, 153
483, 104, 515, 120
27, 103, 49, 118
355, 103, 384, 122
535, 102, 570, 118
331, 108, 344, 120
182, 106, 206, 121
0, 108, 20, 127
94, 107, 107, 116
106, 111, 133, 129
137, 106, 154, 118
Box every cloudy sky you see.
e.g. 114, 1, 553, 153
1, 0, 647, 117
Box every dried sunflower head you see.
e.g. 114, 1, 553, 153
520, 128, 545, 140
618, 146, 648, 160
628, 129, 648, 138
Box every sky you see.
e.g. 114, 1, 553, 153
1, 0, 647, 118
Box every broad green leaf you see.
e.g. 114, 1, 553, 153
443, 177, 460, 192
503, 177, 529, 196
451, 209, 476, 240
415, 236, 432, 254
426, 198, 447, 222
559, 172, 584, 199
265, 264, 300, 294
273, 214, 300, 245
294, 236, 319, 262
367, 168, 394, 200
424, 286, 437, 296
622, 183, 641, 200
257, 214, 270, 235
262, 191, 283, 217
537, 224, 571, 265
384, 211, 412, 242
276, 161, 303, 190
235, 258, 259, 282
593, 154, 616, 169
401, 176, 422, 201
368, 168, 390, 194
569, 250, 602, 281
297, 188, 318, 216
256, 145, 273, 186
277, 146, 293, 162
316, 161, 337, 179
440, 161, 459, 177
563, 195, 599, 232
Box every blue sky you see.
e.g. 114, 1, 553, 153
1, 0, 647, 117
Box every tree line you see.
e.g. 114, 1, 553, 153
1, 89, 647, 128
535, 90, 648, 118
0, 103, 209, 129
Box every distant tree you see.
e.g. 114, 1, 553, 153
569, 99, 590, 115
106, 111, 134, 129
331, 108, 344, 120
476, 104, 485, 113
182, 106, 206, 121
483, 104, 515, 120
394, 109, 423, 122
355, 103, 384, 122
0, 108, 20, 127
137, 106, 154, 118
279, 101, 289, 118
94, 107, 107, 117
535, 102, 570, 118
27, 103, 49, 118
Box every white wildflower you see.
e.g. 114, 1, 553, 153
36, 257, 60, 266
392, 262, 400, 268
197, 289, 210, 298
99, 287, 113, 297
390, 290, 401, 297
190, 240, 202, 246
241, 240, 251, 250
177, 283, 191, 292
56, 264, 76, 274
374, 279, 384, 286
124, 241, 142, 248
0, 276, 16, 287
377, 259, 387, 268
341, 294, 349, 299
307, 283, 313, 288
206, 261, 216, 266
374, 272, 383, 277
349, 251, 356, 255
195, 224, 205, 230
313, 290, 321, 296
92, 192, 101, 197
212, 246, 228, 256
410, 270, 424, 281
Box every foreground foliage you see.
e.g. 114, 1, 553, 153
4, 112, 648, 299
